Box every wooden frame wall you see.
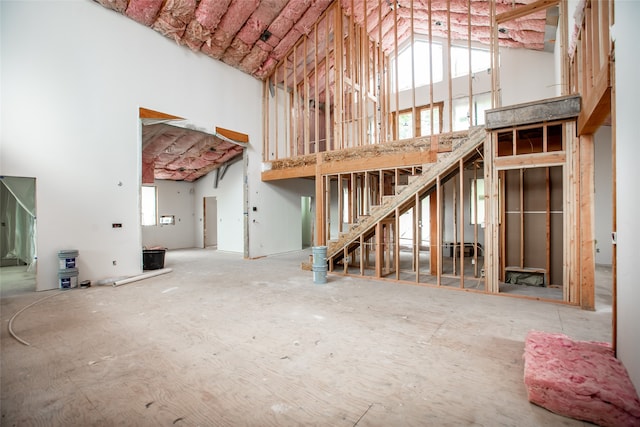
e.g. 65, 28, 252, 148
264, 0, 483, 164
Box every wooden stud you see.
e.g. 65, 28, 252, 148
430, 193, 438, 276
546, 167, 551, 285
437, 176, 442, 286
520, 169, 524, 268
426, 0, 433, 137
315, 157, 325, 246
325, 11, 331, 152
459, 158, 465, 288
393, 0, 399, 140
325, 174, 331, 243
415, 192, 421, 283
468, 0, 473, 127
293, 45, 298, 157
314, 23, 319, 154
375, 221, 382, 278
304, 37, 310, 156
395, 207, 401, 280
473, 161, 479, 278
360, 233, 365, 276
579, 134, 595, 310
262, 78, 268, 161
344, 246, 349, 274
499, 169, 506, 284
453, 174, 457, 276
611, 53, 617, 351
447, 0, 452, 133
275, 65, 280, 160
350, 173, 355, 225
410, 0, 416, 140
337, 9, 344, 151
337, 173, 343, 234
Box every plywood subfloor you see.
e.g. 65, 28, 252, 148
1, 249, 611, 426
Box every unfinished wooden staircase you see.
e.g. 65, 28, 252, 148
324, 126, 487, 274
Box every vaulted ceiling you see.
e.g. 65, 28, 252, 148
101, 0, 555, 182
94, 0, 554, 81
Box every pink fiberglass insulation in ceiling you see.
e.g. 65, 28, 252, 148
93, 0, 553, 80
142, 122, 245, 183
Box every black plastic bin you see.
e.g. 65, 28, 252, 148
143, 249, 166, 270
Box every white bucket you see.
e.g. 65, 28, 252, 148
58, 268, 79, 289
58, 249, 79, 269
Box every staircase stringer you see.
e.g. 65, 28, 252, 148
326, 126, 486, 265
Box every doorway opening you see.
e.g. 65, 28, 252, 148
0, 176, 37, 296
204, 197, 218, 249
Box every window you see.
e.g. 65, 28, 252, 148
451, 46, 491, 78
393, 103, 443, 140
160, 215, 175, 225
452, 92, 492, 131
393, 40, 443, 91
141, 186, 157, 226
420, 107, 441, 136
470, 178, 485, 226
398, 111, 414, 139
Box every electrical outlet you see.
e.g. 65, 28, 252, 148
112, 260, 117, 266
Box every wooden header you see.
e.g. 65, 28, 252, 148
139, 107, 183, 120
216, 126, 249, 143
485, 95, 581, 130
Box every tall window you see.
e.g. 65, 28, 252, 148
394, 40, 443, 91
141, 186, 157, 226
451, 46, 491, 78
452, 92, 492, 131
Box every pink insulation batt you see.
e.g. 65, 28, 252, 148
523, 331, 640, 427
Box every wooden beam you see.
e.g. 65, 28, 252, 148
216, 126, 249, 144
139, 107, 183, 120
485, 95, 581, 130
319, 150, 436, 175
494, 152, 566, 170
261, 165, 316, 181
496, 0, 560, 24
577, 66, 611, 135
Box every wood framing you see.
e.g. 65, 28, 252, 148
260, 0, 611, 311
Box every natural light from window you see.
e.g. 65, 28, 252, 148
394, 40, 443, 91
452, 92, 492, 131
451, 46, 491, 78
141, 186, 157, 226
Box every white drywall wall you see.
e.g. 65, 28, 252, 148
0, 0, 261, 290
499, 47, 556, 106
194, 159, 245, 253
142, 180, 196, 250
614, 1, 640, 392
248, 176, 316, 256
594, 126, 612, 266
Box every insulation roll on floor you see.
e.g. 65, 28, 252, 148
523, 330, 640, 427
